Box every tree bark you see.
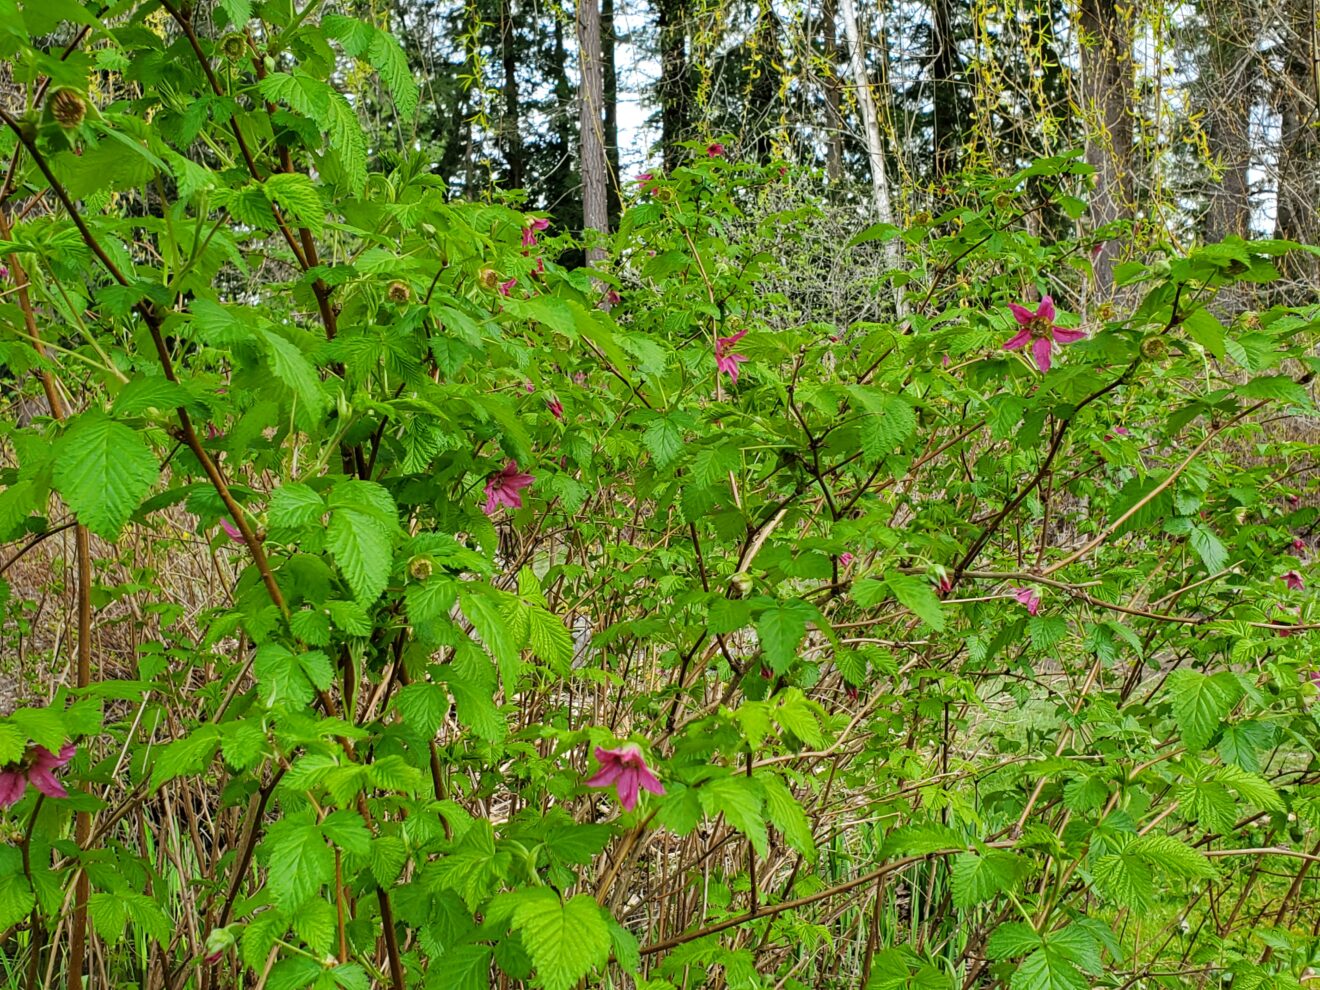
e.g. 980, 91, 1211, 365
822, 0, 844, 183
578, 0, 609, 262
657, 0, 690, 171
1274, 0, 1320, 287
1078, 0, 1134, 298
839, 0, 903, 300
500, 0, 524, 190
930, 0, 961, 183
1202, 0, 1255, 242
603, 0, 621, 224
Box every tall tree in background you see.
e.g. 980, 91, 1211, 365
1274, 0, 1320, 285
1078, 0, 1134, 296
604, 0, 622, 223
1200, 0, 1257, 241
928, 0, 965, 182
579, 0, 609, 260
500, 0, 525, 189
657, 0, 692, 169
821, 0, 846, 183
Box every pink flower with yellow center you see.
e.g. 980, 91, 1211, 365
0, 743, 76, 807
1002, 295, 1086, 373
584, 743, 665, 811
483, 461, 534, 515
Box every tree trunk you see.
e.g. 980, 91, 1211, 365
500, 0, 524, 190
1078, 0, 1134, 298
750, 1, 781, 162
657, 0, 690, 171
1274, 0, 1320, 286
822, 0, 844, 183
603, 0, 621, 224
578, 0, 609, 262
839, 0, 903, 299
930, 0, 961, 183
1202, 0, 1255, 242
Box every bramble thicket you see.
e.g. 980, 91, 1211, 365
3, 1, 1320, 989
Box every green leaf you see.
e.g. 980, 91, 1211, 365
1181, 308, 1225, 359
326, 481, 398, 603
754, 603, 805, 673
149, 724, 220, 790
527, 607, 573, 675
52, 411, 159, 539
264, 172, 324, 235
217, 0, 251, 25
259, 328, 327, 426
698, 774, 767, 856
512, 890, 611, 990
461, 588, 521, 691
1166, 669, 1242, 753
1128, 833, 1217, 878
760, 774, 815, 857
883, 572, 945, 631
264, 816, 332, 910
951, 851, 1028, 909
643, 416, 685, 468
1188, 523, 1228, 573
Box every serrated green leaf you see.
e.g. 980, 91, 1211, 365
52, 411, 158, 539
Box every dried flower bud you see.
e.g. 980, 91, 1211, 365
387, 280, 410, 303
1096, 302, 1116, 321
1139, 335, 1167, 360
653, 186, 675, 203
220, 33, 247, 60
728, 571, 753, 598
912, 211, 932, 225
48, 89, 86, 129
993, 192, 1012, 209
408, 556, 434, 581
478, 268, 499, 291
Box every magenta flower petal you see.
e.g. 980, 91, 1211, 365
1283, 570, 1306, 591
28, 768, 67, 800
1051, 327, 1087, 344
220, 518, 243, 542
1007, 303, 1036, 326
1035, 295, 1056, 323
32, 743, 75, 771
636, 765, 666, 797
585, 743, 663, 811
482, 461, 534, 515
839, 552, 854, 568
1031, 336, 1053, 373
1002, 327, 1031, 351
0, 771, 25, 808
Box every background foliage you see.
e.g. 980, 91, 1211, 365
2, 1, 1320, 989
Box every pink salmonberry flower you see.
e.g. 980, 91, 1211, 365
1002, 295, 1086, 373
603, 289, 622, 306
934, 575, 954, 597
499, 277, 517, 297
1012, 585, 1041, 616
715, 328, 749, 382
839, 552, 854, 568
521, 217, 550, 249
0, 265, 10, 280
707, 142, 725, 157
219, 518, 243, 542
1289, 494, 1301, 507
584, 743, 665, 812
547, 397, 563, 420
1294, 538, 1307, 553
0, 743, 76, 808
1282, 570, 1305, 591
483, 461, 534, 515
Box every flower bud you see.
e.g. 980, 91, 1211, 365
203, 926, 238, 964
1139, 335, 1167, 360
409, 556, 434, 581
387, 280, 410, 304
653, 186, 675, 204
728, 572, 753, 598
220, 33, 247, 60
993, 192, 1012, 209
48, 89, 86, 129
